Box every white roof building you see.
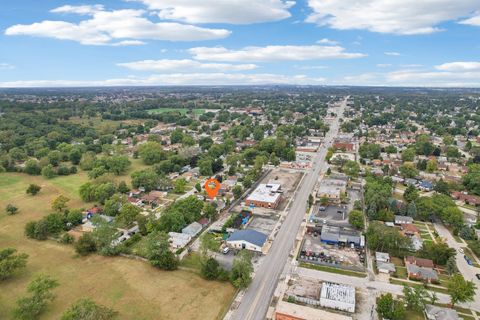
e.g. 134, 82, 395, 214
245, 183, 282, 209
320, 282, 356, 313
168, 232, 191, 249
375, 252, 390, 263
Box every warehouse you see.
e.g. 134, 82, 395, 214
245, 183, 282, 209
320, 225, 364, 247
226, 229, 268, 253
320, 282, 356, 313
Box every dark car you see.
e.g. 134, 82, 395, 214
476, 274, 480, 280
464, 255, 473, 266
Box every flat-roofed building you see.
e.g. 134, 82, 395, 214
320, 282, 355, 313
245, 183, 282, 209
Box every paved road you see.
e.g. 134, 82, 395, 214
433, 222, 480, 310
230, 99, 346, 320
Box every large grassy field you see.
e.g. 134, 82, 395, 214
147, 108, 206, 115
0, 172, 235, 320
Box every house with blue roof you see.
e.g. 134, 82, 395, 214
419, 180, 434, 192
226, 229, 268, 253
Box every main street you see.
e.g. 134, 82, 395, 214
230, 99, 346, 320
434, 221, 480, 310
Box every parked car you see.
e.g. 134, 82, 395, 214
318, 206, 326, 212
464, 255, 473, 266
458, 248, 464, 254
222, 247, 230, 254
476, 274, 480, 280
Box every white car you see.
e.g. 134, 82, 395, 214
222, 247, 230, 254
458, 248, 464, 254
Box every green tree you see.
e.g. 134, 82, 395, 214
447, 274, 476, 306
145, 231, 178, 270
399, 163, 418, 178
342, 160, 360, 178
376, 293, 405, 320
401, 148, 416, 162
6, 204, 19, 215
173, 178, 187, 194
0, 248, 28, 281
24, 160, 41, 175
426, 159, 438, 172
52, 195, 70, 213
195, 182, 202, 192
434, 179, 450, 195
61, 298, 117, 320
26, 184, 41, 196
138, 142, 165, 165
403, 184, 419, 203
233, 185, 243, 199
348, 210, 365, 230
41, 164, 56, 179
201, 257, 221, 280
230, 250, 253, 288
402, 285, 428, 312
116, 203, 140, 228
446, 256, 459, 275
463, 164, 480, 195
75, 233, 97, 256
418, 241, 455, 266
13, 275, 59, 320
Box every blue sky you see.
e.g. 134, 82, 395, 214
1, 0, 480, 87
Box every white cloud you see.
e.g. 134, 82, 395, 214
50, 5, 105, 15
188, 45, 366, 62
459, 13, 480, 26
5, 7, 230, 45
306, 0, 480, 34
316, 38, 338, 45
384, 52, 401, 56
376, 64, 392, 68
117, 59, 258, 71
132, 0, 295, 24
340, 61, 480, 87
111, 40, 146, 46
0, 63, 15, 70
0, 73, 326, 87
435, 61, 480, 71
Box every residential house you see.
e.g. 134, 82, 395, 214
405, 256, 438, 283
375, 252, 390, 263
395, 215, 413, 225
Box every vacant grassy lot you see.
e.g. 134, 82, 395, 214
299, 262, 367, 278
0, 172, 235, 320
147, 108, 206, 115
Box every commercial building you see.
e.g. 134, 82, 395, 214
320, 225, 364, 247
317, 178, 347, 203
226, 229, 268, 252
245, 183, 282, 209
319, 282, 356, 313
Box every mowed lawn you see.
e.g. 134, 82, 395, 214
0, 172, 235, 320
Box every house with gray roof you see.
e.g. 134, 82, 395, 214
406, 263, 438, 283
227, 229, 268, 253
182, 221, 203, 237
